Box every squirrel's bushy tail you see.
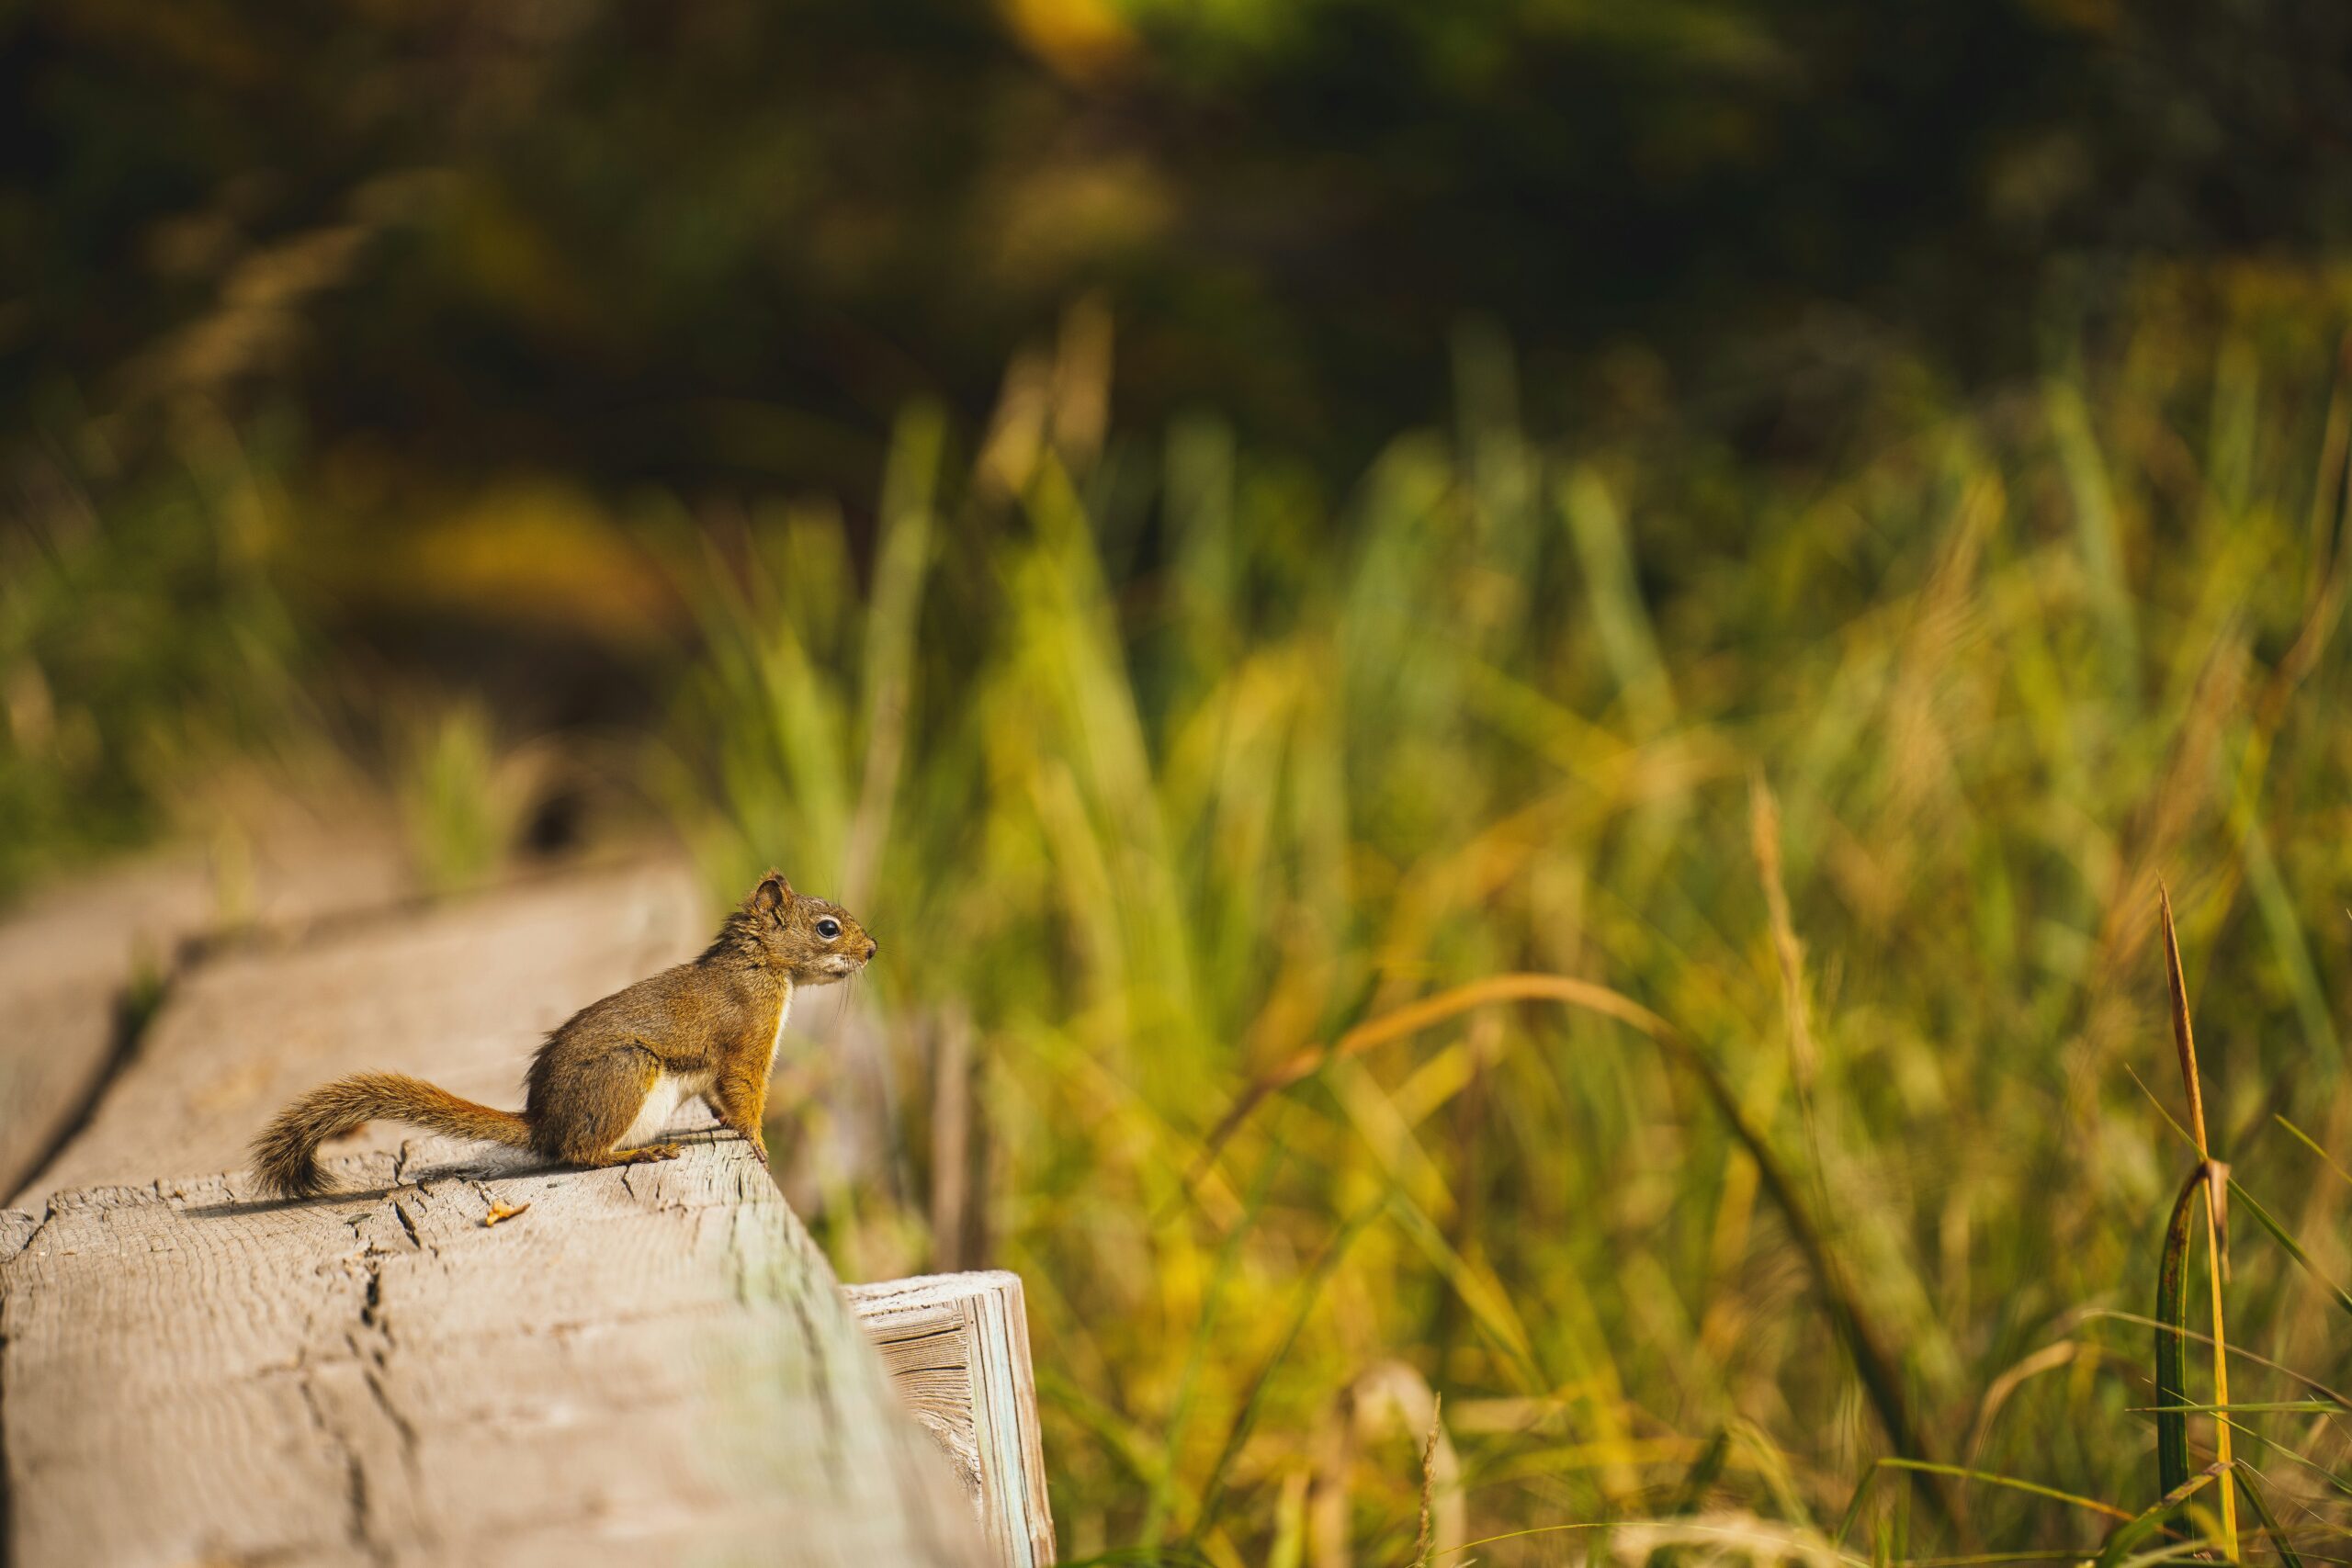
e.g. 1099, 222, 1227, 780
250, 1072, 534, 1198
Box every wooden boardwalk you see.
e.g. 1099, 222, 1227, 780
0, 816, 408, 1205
0, 854, 993, 1567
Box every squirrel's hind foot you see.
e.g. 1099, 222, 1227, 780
599, 1142, 683, 1167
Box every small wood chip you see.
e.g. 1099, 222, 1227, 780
481, 1201, 531, 1227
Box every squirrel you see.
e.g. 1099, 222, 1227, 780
250, 870, 875, 1199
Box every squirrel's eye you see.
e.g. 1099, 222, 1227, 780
816, 918, 842, 940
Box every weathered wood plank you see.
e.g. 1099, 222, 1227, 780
16, 855, 696, 1207
3, 1142, 982, 1566
2, 855, 989, 1566
848, 1271, 1057, 1568
0, 822, 407, 1204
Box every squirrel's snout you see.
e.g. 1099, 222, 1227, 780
864, 939, 878, 962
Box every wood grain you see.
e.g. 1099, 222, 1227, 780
848, 1270, 1057, 1568
0, 819, 408, 1204
1, 854, 988, 1566
3, 1141, 982, 1567
17, 856, 697, 1208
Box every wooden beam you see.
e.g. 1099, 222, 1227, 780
14, 855, 697, 1208
0, 856, 989, 1565
0, 823, 407, 1205
2, 1142, 983, 1566
848, 1271, 1057, 1568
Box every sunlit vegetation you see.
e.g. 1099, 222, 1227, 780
656, 270, 2352, 1562
12, 265, 2352, 1563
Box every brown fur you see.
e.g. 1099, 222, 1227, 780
248, 871, 875, 1199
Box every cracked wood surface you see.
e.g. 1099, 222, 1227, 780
3, 1145, 979, 1566
17, 855, 695, 1209
0, 819, 408, 1205
0, 856, 986, 1567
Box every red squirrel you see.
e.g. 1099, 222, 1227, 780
251, 871, 873, 1198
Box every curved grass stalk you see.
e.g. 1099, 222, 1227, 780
1189, 967, 1961, 1528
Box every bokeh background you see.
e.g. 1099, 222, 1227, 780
9, 2, 2352, 1562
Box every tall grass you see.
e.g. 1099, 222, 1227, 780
664, 266, 2352, 1564
0, 412, 310, 896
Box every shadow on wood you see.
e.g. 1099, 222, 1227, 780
0, 855, 990, 1566
1, 1144, 986, 1567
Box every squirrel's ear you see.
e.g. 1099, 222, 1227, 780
752, 871, 792, 912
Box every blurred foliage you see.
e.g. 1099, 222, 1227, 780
5, 0, 2350, 489
11, 4, 2352, 1562
664, 267, 2352, 1562
393, 696, 542, 893
0, 410, 307, 894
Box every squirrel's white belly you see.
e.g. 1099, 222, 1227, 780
768, 985, 792, 1070
618, 988, 789, 1149
621, 1067, 717, 1148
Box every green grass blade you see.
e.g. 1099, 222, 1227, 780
2154, 1167, 2202, 1514
2215, 1414, 2352, 1501
1665, 1023, 1956, 1528
2274, 1114, 2352, 1188
1559, 465, 1675, 734
2237, 815, 2341, 1074
2096, 1466, 2222, 1568
1184, 1196, 1384, 1547
1837, 1458, 2131, 1546
2228, 1177, 2352, 1320
2045, 378, 2141, 702
2079, 1311, 2352, 1411
2132, 1401, 2341, 1416
1838, 1459, 1887, 1549
1136, 1134, 1287, 1549
842, 400, 943, 901
2232, 1461, 2308, 1568
1668, 1427, 1730, 1515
